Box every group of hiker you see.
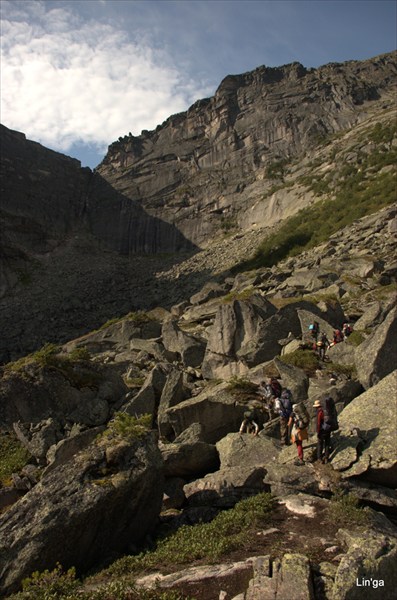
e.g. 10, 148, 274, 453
309, 320, 353, 361
239, 377, 338, 466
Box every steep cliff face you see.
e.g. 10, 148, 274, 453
0, 125, 195, 297
0, 52, 396, 362
96, 52, 396, 246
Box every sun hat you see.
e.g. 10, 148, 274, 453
313, 400, 321, 408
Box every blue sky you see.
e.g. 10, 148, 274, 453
1, 0, 396, 169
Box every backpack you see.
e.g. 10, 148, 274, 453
279, 389, 293, 419
293, 402, 310, 429
320, 396, 339, 432
270, 378, 282, 398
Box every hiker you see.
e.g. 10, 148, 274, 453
316, 332, 329, 361
275, 388, 293, 445
313, 397, 338, 463
258, 377, 281, 419
309, 321, 320, 343
342, 322, 353, 339
288, 403, 309, 465
331, 329, 344, 345
239, 409, 259, 436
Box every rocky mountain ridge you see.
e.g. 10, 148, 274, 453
1, 52, 396, 363
0, 199, 396, 598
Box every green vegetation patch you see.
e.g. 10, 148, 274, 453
222, 287, 255, 303
279, 349, 320, 375
0, 433, 31, 487
101, 413, 152, 443
3, 343, 102, 390
329, 363, 357, 378
234, 137, 396, 272
106, 493, 275, 577
98, 311, 153, 331
345, 330, 366, 347
12, 563, 193, 600
327, 491, 369, 527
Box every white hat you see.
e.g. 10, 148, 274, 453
313, 400, 321, 408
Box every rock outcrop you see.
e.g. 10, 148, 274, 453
0, 431, 163, 596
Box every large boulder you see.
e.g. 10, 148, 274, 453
162, 319, 206, 367
0, 361, 126, 428
355, 307, 397, 388
333, 370, 397, 486
159, 383, 246, 444
0, 431, 164, 596
123, 363, 171, 418
157, 368, 188, 439
64, 317, 162, 355
183, 466, 268, 508
201, 296, 277, 379
159, 440, 220, 477
297, 309, 335, 341
273, 358, 309, 402
332, 512, 397, 600
216, 432, 280, 469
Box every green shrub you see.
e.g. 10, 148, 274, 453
234, 137, 396, 273
18, 564, 79, 599
226, 376, 258, 394
0, 433, 32, 487
106, 493, 275, 577
329, 363, 357, 378
346, 330, 366, 346
222, 287, 254, 303
101, 413, 152, 442
327, 491, 369, 527
67, 347, 91, 362
279, 350, 320, 374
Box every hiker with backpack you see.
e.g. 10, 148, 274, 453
309, 321, 319, 343
257, 377, 281, 420
288, 403, 309, 465
316, 332, 330, 361
239, 409, 259, 436
275, 388, 293, 445
342, 322, 353, 339
313, 396, 339, 463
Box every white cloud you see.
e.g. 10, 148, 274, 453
0, 0, 210, 155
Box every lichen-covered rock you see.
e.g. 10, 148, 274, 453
160, 440, 220, 477
332, 512, 397, 600
0, 432, 164, 596
245, 553, 314, 600
334, 370, 397, 486
162, 319, 206, 368
216, 432, 279, 469
355, 307, 397, 388
160, 382, 246, 444
0, 361, 126, 429
183, 466, 268, 507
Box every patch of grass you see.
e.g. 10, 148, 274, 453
11, 564, 194, 600
234, 138, 396, 273
327, 491, 369, 527
0, 433, 32, 487
279, 349, 320, 375
101, 413, 152, 442
345, 330, 366, 346
226, 376, 258, 394
97, 311, 153, 331
123, 376, 145, 388
222, 287, 255, 303
3, 344, 103, 389
105, 493, 275, 577
67, 347, 91, 362
329, 363, 357, 378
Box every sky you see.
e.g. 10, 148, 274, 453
1, 0, 396, 169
